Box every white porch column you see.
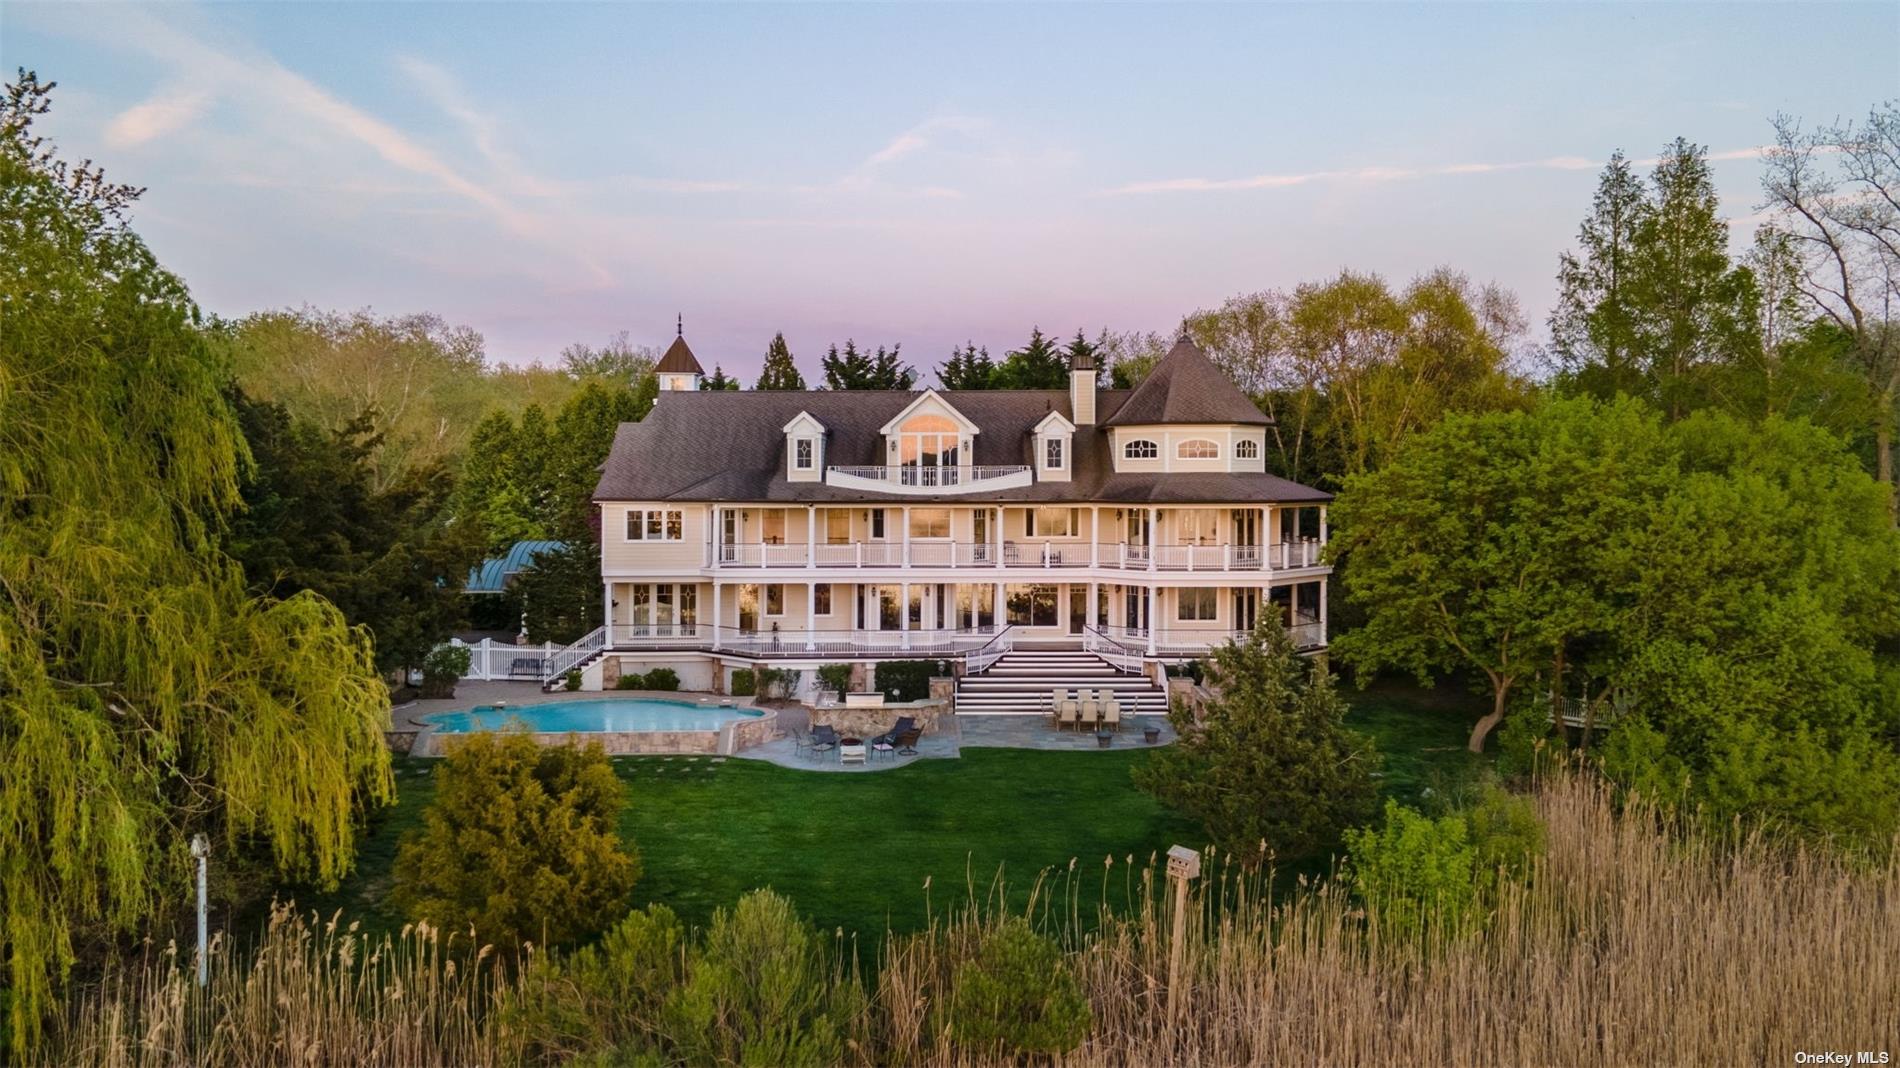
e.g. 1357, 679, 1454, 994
1090, 506, 1100, 566
711, 580, 722, 650
992, 507, 1001, 565
805, 581, 816, 650
1290, 582, 1301, 625
900, 581, 911, 649
993, 582, 1004, 628
1145, 584, 1157, 656
1088, 581, 1099, 629
807, 506, 817, 567
1147, 507, 1158, 572
1262, 506, 1271, 572
1319, 576, 1329, 645
1319, 504, 1329, 551
902, 506, 912, 567
603, 581, 614, 647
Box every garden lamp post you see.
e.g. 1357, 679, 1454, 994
1165, 844, 1200, 1021
189, 833, 209, 988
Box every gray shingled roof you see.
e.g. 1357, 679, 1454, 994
1104, 337, 1270, 427
654, 335, 704, 375
593, 385, 1328, 505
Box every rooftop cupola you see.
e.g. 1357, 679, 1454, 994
1068, 342, 1097, 426
655, 315, 704, 392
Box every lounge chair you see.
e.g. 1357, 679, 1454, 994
1101, 694, 1123, 732
1077, 690, 1102, 731
809, 725, 839, 758
895, 727, 922, 756
874, 716, 918, 748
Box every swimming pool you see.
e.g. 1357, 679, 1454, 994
424, 698, 763, 734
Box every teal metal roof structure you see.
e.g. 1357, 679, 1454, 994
465, 540, 564, 594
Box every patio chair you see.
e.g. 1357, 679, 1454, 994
874, 716, 918, 748
895, 727, 923, 756
1058, 693, 1082, 732
809, 724, 839, 758
1077, 690, 1102, 731
1101, 695, 1123, 732
790, 726, 813, 758
1049, 689, 1072, 728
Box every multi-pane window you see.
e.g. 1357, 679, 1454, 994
794, 438, 814, 469
625, 509, 685, 541
813, 583, 832, 615
1177, 439, 1219, 459
1235, 439, 1259, 459
1177, 587, 1219, 621
1007, 584, 1059, 627
909, 508, 950, 538
761, 508, 786, 543
1044, 437, 1064, 469
898, 414, 961, 468
870, 508, 886, 538
765, 584, 784, 615
1123, 439, 1158, 459
825, 508, 851, 543
1024, 507, 1078, 537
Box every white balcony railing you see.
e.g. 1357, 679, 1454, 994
827, 464, 1030, 487
605, 623, 1005, 657
707, 538, 1327, 572
1089, 614, 1326, 654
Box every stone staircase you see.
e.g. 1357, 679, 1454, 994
955, 649, 1168, 716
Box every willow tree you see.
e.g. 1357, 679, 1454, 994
0, 73, 393, 1047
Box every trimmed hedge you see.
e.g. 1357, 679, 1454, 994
876, 660, 950, 702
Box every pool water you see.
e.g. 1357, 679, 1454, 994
424, 698, 762, 734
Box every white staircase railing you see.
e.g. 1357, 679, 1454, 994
542, 625, 608, 683
963, 625, 1018, 674
1083, 625, 1146, 673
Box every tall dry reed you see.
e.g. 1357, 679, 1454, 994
40, 774, 1900, 1066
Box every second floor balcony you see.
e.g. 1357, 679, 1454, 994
824, 464, 1033, 494
711, 538, 1327, 572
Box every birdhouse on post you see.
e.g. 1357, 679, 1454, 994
1165, 844, 1201, 1021
1167, 844, 1201, 881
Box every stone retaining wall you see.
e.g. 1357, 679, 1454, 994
807, 699, 948, 739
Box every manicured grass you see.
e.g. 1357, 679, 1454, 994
295, 683, 1489, 940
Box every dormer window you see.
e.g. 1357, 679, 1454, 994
781, 410, 827, 482
1177, 439, 1219, 459
1236, 439, 1259, 460
795, 439, 814, 470
1031, 409, 1076, 483
1045, 437, 1064, 470
1124, 439, 1157, 459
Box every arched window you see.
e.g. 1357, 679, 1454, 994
1123, 439, 1158, 459
897, 413, 961, 475
1177, 439, 1219, 459
1235, 439, 1259, 459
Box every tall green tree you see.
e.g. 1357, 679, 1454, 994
754, 332, 806, 390
0, 73, 392, 1048
989, 327, 1068, 389
1133, 618, 1380, 861
820, 339, 914, 389
1550, 151, 1650, 400
561, 330, 656, 386
936, 341, 995, 389
1552, 141, 1760, 418
226, 394, 480, 672
700, 365, 741, 391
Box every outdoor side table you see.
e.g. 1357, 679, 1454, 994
839, 737, 866, 765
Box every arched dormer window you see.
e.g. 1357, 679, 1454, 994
1177, 439, 1219, 459
1235, 439, 1259, 459
898, 413, 961, 470
1123, 439, 1157, 459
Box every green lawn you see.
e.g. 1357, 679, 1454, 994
294, 682, 1488, 940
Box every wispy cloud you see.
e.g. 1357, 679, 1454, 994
1106, 148, 1766, 195
104, 84, 212, 148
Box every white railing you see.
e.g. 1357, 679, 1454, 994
447, 637, 557, 681
1083, 625, 1145, 673
708, 539, 1327, 572
712, 625, 1002, 657
827, 465, 1029, 487
1091, 615, 1325, 654
542, 625, 608, 682
607, 622, 709, 647
964, 625, 1018, 674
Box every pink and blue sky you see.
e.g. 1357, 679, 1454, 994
4, 2, 1895, 378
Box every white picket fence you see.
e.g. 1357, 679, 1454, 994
446, 638, 558, 681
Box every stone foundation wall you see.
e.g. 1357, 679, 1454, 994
385, 730, 418, 755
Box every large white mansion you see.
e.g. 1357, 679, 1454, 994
564, 330, 1332, 708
